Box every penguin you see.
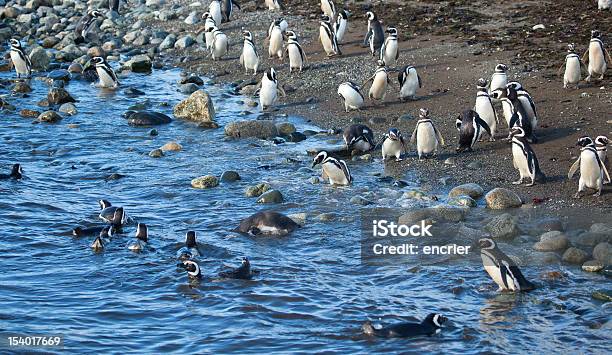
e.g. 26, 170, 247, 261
344, 124, 375, 153
178, 231, 202, 260
98, 200, 122, 222
74, 10, 102, 44
0, 163, 22, 180
479, 238, 535, 292
362, 313, 447, 338
456, 109, 491, 152
595, 135, 609, 170
380, 27, 399, 67
568, 136, 611, 198
398, 65, 422, 101
381, 128, 407, 161
267, 18, 288, 36
268, 20, 284, 59
202, 12, 217, 50
259, 67, 286, 110
91, 227, 109, 252
312, 151, 352, 185
410, 108, 445, 159
474, 78, 498, 141
600, 0, 611, 10
363, 60, 390, 103
334, 10, 349, 43
209, 27, 229, 61
221, 0, 240, 23
488, 63, 508, 95
337, 81, 364, 112
319, 15, 341, 56
509, 127, 546, 186
73, 225, 115, 237
218, 257, 257, 280
264, 0, 283, 10
9, 38, 32, 78
492, 87, 536, 143
284, 31, 307, 73
240, 30, 259, 75
208, 0, 223, 27
128, 223, 148, 252
181, 260, 203, 279
364, 11, 384, 57
236, 211, 300, 236
558, 44, 585, 89
582, 30, 611, 82
320, 0, 336, 19
88, 57, 119, 88
506, 81, 538, 134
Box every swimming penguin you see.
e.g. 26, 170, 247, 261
218, 257, 256, 280
209, 27, 229, 61
73, 225, 115, 237
312, 151, 352, 185
128, 223, 148, 251
380, 27, 399, 67
456, 109, 491, 152
381, 128, 407, 161
488, 63, 508, 95
568, 136, 611, 198
479, 238, 535, 292
177, 231, 202, 261
98, 199, 120, 221
320, 0, 336, 19
473, 78, 498, 141
264, 0, 283, 10
595, 135, 609, 171
221, 0, 240, 23
259, 67, 286, 110
337, 81, 364, 112
319, 15, 341, 56
284, 31, 307, 73
344, 124, 375, 153
0, 163, 22, 180
364, 11, 384, 57
506, 81, 538, 134
582, 30, 611, 82
181, 260, 203, 279
9, 39, 32, 78
509, 127, 546, 186
268, 20, 284, 59
74, 10, 102, 44
91, 229, 108, 252
236, 211, 300, 236
334, 10, 349, 43
410, 108, 445, 159
363, 313, 447, 338
240, 30, 259, 75
363, 60, 390, 103
559, 44, 585, 89
398, 65, 422, 101
88, 57, 119, 88
202, 12, 217, 50
208, 0, 223, 27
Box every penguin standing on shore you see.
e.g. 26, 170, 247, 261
582, 30, 611, 82
9, 39, 31, 78
208, 0, 223, 27
362, 313, 447, 338
319, 15, 341, 56
381, 128, 406, 161
509, 127, 546, 186
320, 0, 336, 19
559, 44, 585, 89
221, 0, 240, 23
284, 31, 306, 73
504, 86, 537, 143
268, 20, 284, 59
364, 11, 384, 57
488, 64, 508, 95
344, 124, 375, 153
74, 10, 102, 44
479, 238, 535, 292
334, 10, 349, 43
0, 164, 22, 180
474, 78, 497, 141
380, 27, 399, 67
202, 13, 217, 50
240, 30, 259, 75
363, 60, 390, 103
209, 27, 228, 60
337, 82, 364, 112
456, 109, 491, 152
312, 151, 352, 185
595, 135, 609, 172
88, 57, 119, 88
398, 65, 421, 101
568, 136, 611, 197
506, 81, 538, 134
259, 68, 286, 110
411, 108, 445, 159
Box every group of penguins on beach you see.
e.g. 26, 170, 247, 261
2, 0, 612, 338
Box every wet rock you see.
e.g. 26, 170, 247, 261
160, 141, 182, 152
398, 210, 434, 226
148, 148, 164, 158
449, 183, 484, 199
276, 122, 296, 136
484, 213, 521, 240
125, 54, 152, 73
591, 290, 612, 302
575, 231, 611, 247
448, 195, 477, 207
173, 89, 216, 125
220, 171, 240, 182
159, 34, 177, 50
125, 111, 172, 126
432, 205, 467, 222
287, 213, 306, 226
149, 129, 158, 136
257, 190, 283, 204
19, 109, 40, 118
58, 103, 77, 116
316, 212, 337, 222
87, 47, 105, 58
582, 260, 604, 272
191, 175, 219, 189
309, 176, 322, 184
531, 251, 561, 264
225, 120, 278, 139
184, 11, 199, 25
58, 44, 83, 62
174, 35, 195, 49
593, 242, 611, 264
48, 87, 75, 105
47, 69, 71, 81
37, 110, 62, 123
29, 47, 50, 70
288, 132, 307, 143
402, 189, 428, 200
12, 82, 31, 93
42, 36, 60, 48
180, 83, 199, 94
105, 173, 126, 181
179, 75, 204, 85
562, 247, 589, 264
245, 183, 271, 197
68, 63, 83, 74
124, 87, 145, 96
535, 218, 564, 233
350, 196, 372, 206
533, 231, 569, 252
485, 188, 522, 209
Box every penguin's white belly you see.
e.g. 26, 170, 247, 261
383, 41, 398, 65
212, 35, 228, 59
322, 162, 349, 185
475, 97, 497, 135
205, 32, 215, 49
512, 144, 530, 178
210, 4, 222, 25
483, 264, 515, 291
564, 57, 581, 85
242, 45, 258, 70
96, 67, 116, 88
320, 27, 334, 55
382, 139, 402, 159
600, 0, 611, 9
489, 74, 507, 93
589, 44, 607, 75
417, 125, 437, 154
10, 51, 29, 75
581, 154, 602, 188
400, 73, 419, 98
501, 101, 513, 126
338, 85, 363, 110
335, 21, 347, 42
269, 30, 283, 58
260, 81, 277, 107
518, 96, 537, 129
369, 73, 387, 99
288, 46, 303, 69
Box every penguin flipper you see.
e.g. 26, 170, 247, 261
410, 124, 418, 145
580, 49, 589, 64
277, 83, 287, 97
498, 262, 511, 290
363, 29, 372, 47
417, 74, 422, 88
600, 158, 611, 183
476, 116, 491, 136
239, 53, 244, 66
568, 157, 580, 179
605, 48, 612, 65
433, 126, 445, 146
361, 75, 375, 90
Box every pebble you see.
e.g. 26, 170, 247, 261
191, 175, 219, 189
350, 196, 372, 206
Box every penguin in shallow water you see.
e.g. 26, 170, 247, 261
91, 226, 112, 251
259, 67, 286, 110
363, 60, 390, 103
479, 238, 535, 292
488, 63, 507, 95
363, 313, 447, 338
582, 30, 611, 82
474, 78, 497, 141
568, 136, 611, 198
337, 81, 364, 112
411, 108, 445, 159
99, 200, 119, 221
208, 0, 223, 27
456, 109, 490, 152
284, 31, 306, 73
268, 20, 284, 59
381, 128, 406, 162
177, 231, 202, 261
202, 12, 217, 50
236, 211, 300, 236
74, 9, 102, 44
9, 38, 32, 78
73, 225, 115, 237
218, 257, 257, 279
181, 260, 203, 279
509, 127, 546, 186
221, 0, 240, 23
559, 44, 585, 89
312, 151, 352, 185
380, 27, 399, 67
334, 9, 349, 43
0, 164, 22, 180
364, 11, 384, 57
320, 0, 336, 19
240, 30, 259, 75
88, 57, 119, 88
344, 124, 375, 153
209, 27, 229, 61
398, 65, 421, 101
319, 15, 341, 57
595, 135, 609, 172
128, 223, 148, 251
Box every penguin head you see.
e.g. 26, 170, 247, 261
377, 59, 386, 67
135, 223, 148, 242
241, 257, 250, 268
11, 163, 22, 178
185, 231, 197, 248
100, 225, 114, 238
321, 15, 331, 23
111, 207, 126, 226
312, 151, 329, 168
595, 135, 609, 146
506, 81, 522, 91
477, 78, 487, 88
91, 236, 104, 250
273, 19, 282, 27
577, 136, 594, 147
424, 313, 447, 328
494, 64, 507, 73
509, 126, 526, 138
366, 11, 376, 21
265, 68, 277, 82
385, 27, 398, 36
72, 227, 83, 236
202, 12, 210, 20
419, 108, 429, 118
9, 38, 21, 49
506, 87, 518, 101
591, 30, 601, 39
490, 88, 507, 100
567, 43, 576, 53
339, 10, 349, 19
478, 238, 496, 250
242, 30, 253, 40
388, 128, 400, 140
285, 30, 297, 41
182, 260, 202, 278
89, 10, 102, 18
99, 199, 112, 210
206, 26, 217, 33
90, 56, 105, 67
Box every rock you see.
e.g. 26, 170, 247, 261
257, 190, 283, 204
316, 212, 337, 222
174, 35, 195, 49
149, 129, 158, 136
591, 290, 612, 302
350, 196, 372, 206
173, 90, 216, 124
220, 171, 240, 182
148, 149, 164, 158
535, 218, 564, 233
593, 242, 611, 264
48, 87, 75, 105
47, 69, 71, 81
531, 251, 561, 264
125, 55, 152, 73
287, 213, 306, 226
179, 75, 204, 85
276, 122, 296, 136
58, 103, 77, 115
19, 109, 40, 118
37, 111, 62, 123
42, 36, 60, 48
87, 47, 105, 58
484, 213, 521, 240
562, 247, 589, 264
431, 205, 467, 222
160, 141, 182, 152
582, 260, 604, 273
467, 161, 482, 170
245, 183, 271, 197
288, 132, 307, 143
448, 195, 477, 207
225, 120, 278, 139
179, 83, 199, 94
485, 188, 522, 209
125, 111, 172, 126
184, 11, 199, 25
191, 175, 219, 189
575, 231, 611, 247
448, 183, 484, 199
68, 63, 83, 74
533, 231, 569, 252
12, 82, 31, 93
159, 34, 176, 50
444, 157, 456, 165
28, 47, 50, 70
58, 44, 82, 62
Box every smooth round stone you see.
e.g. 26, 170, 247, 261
160, 141, 182, 152
148, 149, 164, 158
257, 190, 283, 204
220, 170, 240, 182
125, 111, 172, 126
582, 260, 604, 272
47, 69, 71, 81
191, 175, 219, 189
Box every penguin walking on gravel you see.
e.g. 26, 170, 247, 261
398, 65, 421, 101
509, 127, 546, 186
363, 60, 390, 103
381, 128, 407, 161
456, 109, 490, 152
582, 30, 612, 82
337, 82, 364, 112
240, 30, 259, 75
363, 313, 447, 338
268, 19, 284, 59
334, 9, 349, 43
320, 0, 336, 19
568, 136, 611, 198
0, 164, 22, 180
74, 10, 103, 44
312, 151, 352, 185
488, 63, 508, 95
380, 27, 399, 67
284, 31, 307, 73
9, 38, 31, 78
88, 57, 119, 88
558, 44, 586, 89
221, 0, 240, 23
319, 15, 341, 57
492, 87, 536, 143
259, 67, 286, 110
344, 124, 375, 153
479, 238, 535, 292
209, 27, 229, 60
208, 0, 223, 27
474, 78, 498, 141
411, 108, 445, 159
364, 11, 384, 57
202, 12, 217, 50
